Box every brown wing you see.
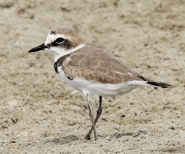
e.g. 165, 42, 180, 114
62, 46, 145, 84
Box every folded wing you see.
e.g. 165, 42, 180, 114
62, 46, 145, 84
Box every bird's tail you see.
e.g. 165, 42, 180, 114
147, 81, 171, 88
138, 75, 171, 88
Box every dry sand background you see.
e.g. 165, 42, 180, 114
0, 0, 185, 153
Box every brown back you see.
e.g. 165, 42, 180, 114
60, 46, 146, 84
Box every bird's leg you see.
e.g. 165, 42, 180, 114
85, 96, 102, 140
85, 94, 97, 140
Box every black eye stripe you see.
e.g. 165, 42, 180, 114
50, 38, 65, 47
55, 38, 65, 44
49, 38, 71, 49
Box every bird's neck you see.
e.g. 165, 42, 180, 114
52, 44, 85, 62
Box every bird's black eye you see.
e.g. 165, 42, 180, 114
55, 38, 65, 44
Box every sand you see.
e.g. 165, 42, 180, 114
0, 0, 185, 153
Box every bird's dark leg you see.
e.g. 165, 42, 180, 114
85, 96, 102, 140
85, 94, 97, 140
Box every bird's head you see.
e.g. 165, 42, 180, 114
28, 28, 85, 61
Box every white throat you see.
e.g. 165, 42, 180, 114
45, 44, 85, 62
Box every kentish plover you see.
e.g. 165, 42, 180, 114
28, 28, 171, 140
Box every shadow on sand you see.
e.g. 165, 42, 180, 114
43, 130, 147, 145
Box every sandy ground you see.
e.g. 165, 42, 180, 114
0, 0, 185, 153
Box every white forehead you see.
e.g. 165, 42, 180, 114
44, 32, 70, 45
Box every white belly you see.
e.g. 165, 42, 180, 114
57, 66, 146, 96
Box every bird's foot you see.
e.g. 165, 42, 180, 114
84, 134, 91, 140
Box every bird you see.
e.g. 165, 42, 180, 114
28, 28, 171, 140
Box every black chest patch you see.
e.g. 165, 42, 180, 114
54, 54, 70, 73
67, 76, 73, 80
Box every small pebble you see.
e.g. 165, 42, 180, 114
169, 126, 175, 130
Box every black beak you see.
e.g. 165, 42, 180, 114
28, 43, 47, 53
